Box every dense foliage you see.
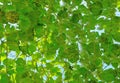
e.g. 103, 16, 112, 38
0, 0, 120, 83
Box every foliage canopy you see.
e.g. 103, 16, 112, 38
0, 0, 120, 83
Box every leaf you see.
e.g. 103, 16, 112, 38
28, 42, 36, 54
49, 14, 56, 23
16, 65, 26, 74
89, 1, 103, 16
19, 14, 31, 30
16, 58, 26, 66
56, 33, 66, 46
5, 11, 19, 23
70, 12, 81, 23
57, 7, 68, 19
18, 27, 34, 42
3, 58, 14, 66
0, 73, 10, 83
0, 9, 5, 23
78, 67, 89, 76
0, 65, 4, 70
34, 26, 45, 38
100, 69, 115, 82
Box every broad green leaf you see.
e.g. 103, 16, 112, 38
100, 69, 115, 82
0, 73, 10, 83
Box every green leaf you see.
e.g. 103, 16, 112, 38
58, 7, 68, 19
28, 42, 36, 54
16, 58, 26, 66
18, 28, 34, 42
34, 26, 45, 38
70, 12, 81, 23
0, 73, 9, 83
100, 69, 115, 82
89, 1, 103, 16
16, 65, 26, 74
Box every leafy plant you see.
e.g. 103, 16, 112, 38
0, 0, 120, 83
